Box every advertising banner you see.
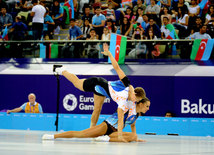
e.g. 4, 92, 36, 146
0, 75, 213, 118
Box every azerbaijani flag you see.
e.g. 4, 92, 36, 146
108, 33, 127, 64
165, 24, 179, 55
64, 0, 75, 19
165, 29, 177, 55
190, 39, 214, 61
120, 0, 132, 8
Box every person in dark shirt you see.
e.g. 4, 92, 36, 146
207, 14, 214, 38
191, 17, 202, 35
9, 15, 28, 40
79, 5, 94, 27
144, 17, 161, 38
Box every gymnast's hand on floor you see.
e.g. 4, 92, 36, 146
101, 43, 111, 56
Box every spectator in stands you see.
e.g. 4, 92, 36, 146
69, 18, 83, 57
92, 6, 106, 39
145, 0, 160, 26
173, 7, 189, 38
120, 17, 133, 37
79, 0, 90, 14
9, 15, 28, 58
190, 25, 211, 39
121, 7, 135, 23
14, 1, 22, 13
106, 0, 121, 10
133, 0, 146, 15
141, 14, 149, 30
81, 18, 92, 39
144, 17, 161, 38
135, 7, 144, 24
132, 26, 143, 39
159, 0, 171, 11
0, 6, 13, 33
0, 0, 7, 12
161, 6, 171, 25
165, 111, 173, 117
171, 0, 188, 17
205, 5, 214, 25
43, 8, 55, 39
31, 0, 46, 40
52, 0, 64, 35
6, 93, 43, 114
146, 29, 159, 58
102, 2, 116, 21
161, 17, 171, 39
145, 0, 160, 17
106, 18, 117, 33
92, 0, 102, 14
102, 27, 110, 40
146, 28, 157, 39
69, 18, 83, 40
9, 15, 28, 40
188, 0, 200, 31
86, 28, 100, 58
207, 14, 214, 38
79, 5, 94, 27
100, 27, 110, 58
191, 16, 202, 35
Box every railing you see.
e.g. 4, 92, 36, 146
0, 39, 197, 60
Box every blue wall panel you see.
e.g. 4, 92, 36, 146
1, 113, 213, 137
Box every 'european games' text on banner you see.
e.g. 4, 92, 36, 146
190, 39, 214, 61
108, 33, 127, 64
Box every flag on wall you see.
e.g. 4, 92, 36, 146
40, 43, 59, 58
190, 39, 214, 61
108, 33, 127, 64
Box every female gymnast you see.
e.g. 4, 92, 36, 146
53, 43, 146, 142
43, 97, 150, 142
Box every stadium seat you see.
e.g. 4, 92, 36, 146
18, 11, 29, 23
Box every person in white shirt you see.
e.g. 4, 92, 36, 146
190, 25, 211, 39
173, 7, 189, 38
205, 5, 214, 25
161, 17, 171, 39
188, 0, 200, 31
30, 0, 46, 40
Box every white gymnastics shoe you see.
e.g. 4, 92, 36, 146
42, 134, 54, 140
94, 135, 110, 142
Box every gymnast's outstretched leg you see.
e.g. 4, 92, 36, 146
61, 70, 85, 91
42, 122, 108, 140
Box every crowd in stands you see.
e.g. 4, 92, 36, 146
0, 0, 214, 58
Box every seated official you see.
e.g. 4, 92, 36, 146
7, 93, 43, 114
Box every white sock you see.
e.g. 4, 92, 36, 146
42, 134, 54, 140
94, 135, 110, 142
55, 66, 66, 75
